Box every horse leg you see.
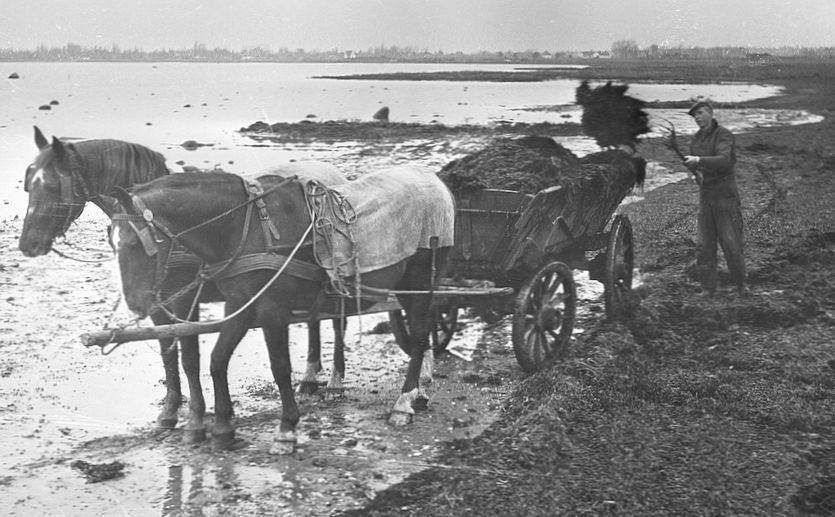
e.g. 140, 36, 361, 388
263, 322, 301, 455
175, 292, 206, 444
327, 317, 346, 391
210, 310, 252, 451
149, 311, 181, 429
179, 332, 206, 444
390, 296, 432, 426
389, 249, 447, 426
297, 319, 323, 395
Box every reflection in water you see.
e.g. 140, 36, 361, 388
162, 465, 187, 515
161, 461, 241, 516
158, 457, 304, 516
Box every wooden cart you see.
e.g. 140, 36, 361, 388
389, 166, 636, 372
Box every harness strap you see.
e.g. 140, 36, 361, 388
247, 179, 282, 249
167, 251, 203, 268
200, 252, 327, 282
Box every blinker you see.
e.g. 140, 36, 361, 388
128, 221, 159, 257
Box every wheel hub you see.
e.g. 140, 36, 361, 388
538, 306, 562, 331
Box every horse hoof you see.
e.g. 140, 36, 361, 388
389, 410, 413, 426
324, 386, 346, 398
296, 381, 319, 396
212, 431, 249, 451
157, 417, 178, 429
269, 439, 296, 455
412, 397, 429, 411
183, 428, 207, 445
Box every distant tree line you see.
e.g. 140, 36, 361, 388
1, 41, 834, 63
610, 39, 835, 60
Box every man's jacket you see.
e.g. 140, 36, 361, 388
690, 120, 736, 186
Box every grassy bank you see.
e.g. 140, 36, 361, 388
338, 60, 835, 516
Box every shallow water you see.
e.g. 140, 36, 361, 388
0, 61, 818, 220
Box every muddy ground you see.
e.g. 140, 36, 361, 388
2, 57, 835, 516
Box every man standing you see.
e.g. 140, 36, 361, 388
684, 101, 748, 297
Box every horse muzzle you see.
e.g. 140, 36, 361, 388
18, 235, 53, 257
123, 289, 157, 320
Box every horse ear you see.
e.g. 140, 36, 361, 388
34, 126, 49, 150
111, 186, 133, 211
51, 136, 67, 160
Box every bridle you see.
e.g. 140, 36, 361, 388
26, 149, 103, 239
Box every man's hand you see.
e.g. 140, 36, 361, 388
683, 155, 704, 184
684, 155, 701, 167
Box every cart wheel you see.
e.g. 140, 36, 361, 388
389, 304, 459, 357
512, 261, 576, 373
604, 214, 634, 322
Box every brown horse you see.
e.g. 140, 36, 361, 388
18, 127, 346, 442
110, 166, 454, 453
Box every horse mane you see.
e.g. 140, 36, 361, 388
68, 139, 170, 190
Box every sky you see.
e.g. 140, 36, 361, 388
2, 0, 834, 53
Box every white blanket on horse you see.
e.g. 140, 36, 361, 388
311, 166, 455, 277
243, 161, 347, 186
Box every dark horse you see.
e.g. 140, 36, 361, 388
110, 166, 454, 453
18, 127, 347, 440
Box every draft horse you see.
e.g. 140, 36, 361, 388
110, 166, 454, 453
18, 127, 347, 440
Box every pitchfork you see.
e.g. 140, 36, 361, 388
656, 117, 703, 185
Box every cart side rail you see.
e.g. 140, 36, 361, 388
505, 166, 636, 270
449, 188, 532, 269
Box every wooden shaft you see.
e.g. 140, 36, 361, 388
80, 286, 514, 348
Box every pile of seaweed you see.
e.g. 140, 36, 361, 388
438, 80, 649, 198
439, 135, 645, 196
575, 80, 651, 150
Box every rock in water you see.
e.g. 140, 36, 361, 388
373, 106, 390, 123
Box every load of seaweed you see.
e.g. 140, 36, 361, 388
438, 81, 649, 197
439, 135, 645, 197
438, 135, 582, 194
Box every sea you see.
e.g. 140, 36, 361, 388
0, 61, 822, 220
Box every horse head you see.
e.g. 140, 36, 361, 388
110, 186, 172, 319
19, 127, 87, 257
